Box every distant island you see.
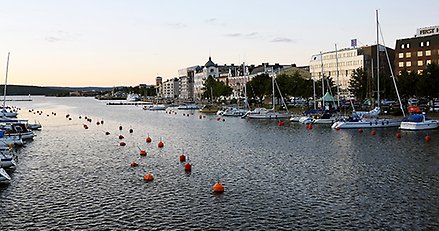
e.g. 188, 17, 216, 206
0, 84, 112, 96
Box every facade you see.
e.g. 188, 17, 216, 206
178, 66, 197, 100
395, 26, 439, 75
309, 44, 394, 98
161, 78, 180, 99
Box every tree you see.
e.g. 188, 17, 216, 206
245, 74, 271, 101
348, 68, 368, 100
201, 76, 233, 100
418, 62, 439, 98
397, 70, 419, 99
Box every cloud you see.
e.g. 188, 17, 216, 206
43, 30, 72, 43
224, 32, 259, 38
204, 18, 226, 26
271, 37, 296, 43
167, 22, 187, 29
45, 36, 63, 43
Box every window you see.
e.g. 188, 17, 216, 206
420, 41, 424, 47
418, 51, 423, 57
401, 44, 405, 49
406, 52, 411, 58
426, 50, 431, 56
418, 60, 423, 66
407, 43, 410, 48
406, 61, 411, 67
398, 62, 404, 67
398, 53, 404, 58
418, 70, 423, 74
426, 41, 430, 46
427, 60, 431, 65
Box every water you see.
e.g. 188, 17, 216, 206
1, 97, 438, 230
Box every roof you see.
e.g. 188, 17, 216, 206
205, 57, 215, 67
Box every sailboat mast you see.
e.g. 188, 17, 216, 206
376, 9, 380, 109
271, 69, 275, 111
320, 51, 325, 108
3, 52, 10, 110
334, 44, 340, 108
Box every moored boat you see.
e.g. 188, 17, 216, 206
399, 114, 439, 130
0, 167, 11, 183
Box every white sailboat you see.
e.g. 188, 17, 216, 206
244, 69, 290, 119
0, 167, 11, 183
1, 52, 17, 118
332, 10, 403, 129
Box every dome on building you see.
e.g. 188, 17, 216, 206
204, 56, 215, 67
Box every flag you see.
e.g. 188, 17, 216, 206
351, 39, 357, 47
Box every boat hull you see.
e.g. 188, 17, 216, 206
399, 121, 439, 130
332, 119, 401, 129
0, 167, 11, 183
247, 113, 290, 119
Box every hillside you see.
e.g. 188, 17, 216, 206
0, 85, 112, 96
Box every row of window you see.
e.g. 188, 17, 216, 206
398, 50, 437, 58
400, 40, 431, 49
323, 51, 357, 60
310, 60, 363, 70
398, 60, 435, 67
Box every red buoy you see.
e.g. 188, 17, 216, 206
213, 182, 224, 193
120, 142, 126, 146
101, 120, 104, 124
83, 124, 88, 129
140, 149, 147, 156
119, 135, 124, 140
371, 130, 376, 136
158, 140, 164, 148
146, 136, 152, 143
131, 162, 139, 167
396, 132, 401, 139
105, 131, 110, 135
425, 135, 431, 142
96, 121, 100, 125
335, 127, 340, 131
129, 128, 133, 134
119, 125, 123, 131
358, 128, 363, 133
216, 117, 221, 121
179, 154, 186, 162
184, 163, 192, 172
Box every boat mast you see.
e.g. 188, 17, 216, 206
3, 52, 10, 110
334, 44, 340, 108
243, 62, 249, 110
271, 68, 275, 111
376, 9, 380, 109
320, 51, 325, 109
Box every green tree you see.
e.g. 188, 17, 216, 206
201, 76, 233, 100
418, 62, 439, 98
246, 73, 271, 101
348, 68, 368, 100
397, 70, 419, 99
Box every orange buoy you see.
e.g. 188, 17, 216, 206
119, 135, 124, 140
396, 132, 401, 139
371, 130, 376, 136
425, 135, 431, 142
130, 162, 139, 167
184, 163, 192, 172
213, 182, 224, 193
120, 142, 126, 146
358, 128, 363, 133
140, 149, 147, 156
179, 154, 186, 162
335, 127, 340, 131
146, 136, 152, 143
143, 173, 154, 182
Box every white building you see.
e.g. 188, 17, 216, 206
161, 78, 180, 99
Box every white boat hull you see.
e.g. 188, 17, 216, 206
332, 118, 401, 129
0, 167, 11, 183
247, 113, 290, 120
399, 121, 439, 130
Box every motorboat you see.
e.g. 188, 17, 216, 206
126, 93, 141, 102
199, 104, 219, 114
177, 104, 200, 110
1, 123, 34, 140
0, 109, 17, 118
0, 117, 41, 130
0, 167, 11, 183
312, 113, 347, 124
399, 114, 439, 130
0, 135, 24, 147
243, 108, 290, 119
218, 107, 247, 117
331, 116, 401, 129
143, 104, 167, 111
1, 151, 17, 169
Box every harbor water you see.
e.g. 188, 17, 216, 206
1, 97, 438, 230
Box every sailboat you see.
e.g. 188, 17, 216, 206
243, 69, 290, 119
0, 166, 11, 183
1, 53, 17, 118
332, 10, 403, 129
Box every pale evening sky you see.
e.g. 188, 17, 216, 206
0, 0, 438, 87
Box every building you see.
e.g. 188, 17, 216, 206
309, 44, 394, 98
161, 78, 179, 99
178, 66, 197, 100
395, 25, 439, 75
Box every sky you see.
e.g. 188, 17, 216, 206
0, 0, 438, 87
